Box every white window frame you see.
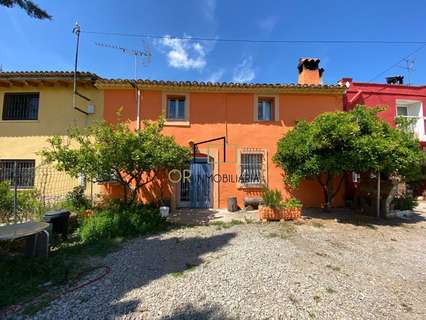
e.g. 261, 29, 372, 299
395, 99, 425, 141
162, 92, 190, 126
258, 100, 273, 121
167, 97, 186, 120
254, 95, 279, 122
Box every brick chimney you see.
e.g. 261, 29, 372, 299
297, 58, 324, 85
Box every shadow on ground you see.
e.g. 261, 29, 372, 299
302, 207, 426, 227
159, 303, 234, 320
168, 209, 221, 226
68, 231, 237, 319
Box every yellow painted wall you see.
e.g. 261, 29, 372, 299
0, 85, 104, 199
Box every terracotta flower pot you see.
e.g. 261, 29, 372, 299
81, 209, 94, 218
283, 207, 301, 220
258, 206, 284, 221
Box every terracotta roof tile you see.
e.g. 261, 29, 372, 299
0, 71, 343, 90
97, 78, 342, 89
0, 71, 98, 80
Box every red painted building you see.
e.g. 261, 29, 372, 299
341, 76, 426, 198
341, 76, 426, 147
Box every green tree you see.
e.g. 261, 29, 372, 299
41, 117, 191, 206
273, 106, 425, 211
1, 0, 51, 20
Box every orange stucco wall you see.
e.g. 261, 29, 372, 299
103, 89, 344, 208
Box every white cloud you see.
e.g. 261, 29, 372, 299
205, 69, 225, 83
203, 0, 216, 22
232, 57, 255, 83
158, 35, 207, 70
257, 16, 279, 32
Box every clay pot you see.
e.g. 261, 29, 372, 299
283, 207, 301, 220
258, 206, 284, 221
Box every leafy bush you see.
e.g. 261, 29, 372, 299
65, 186, 90, 211
393, 193, 417, 211
0, 181, 44, 222
262, 187, 284, 209
0, 181, 13, 212
79, 203, 166, 243
284, 197, 303, 209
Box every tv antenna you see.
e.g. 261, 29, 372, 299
72, 22, 94, 115
398, 58, 416, 85
95, 42, 151, 130
95, 42, 151, 80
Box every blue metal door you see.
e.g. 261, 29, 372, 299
189, 158, 212, 208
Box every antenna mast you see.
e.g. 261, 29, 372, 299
95, 42, 151, 130
72, 23, 92, 115
94, 42, 151, 80
399, 58, 416, 85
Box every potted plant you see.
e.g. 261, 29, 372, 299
258, 187, 284, 221
283, 197, 302, 220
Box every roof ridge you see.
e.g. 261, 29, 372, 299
97, 78, 342, 88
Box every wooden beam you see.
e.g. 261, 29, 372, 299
57, 80, 70, 87
27, 80, 42, 87
0, 80, 12, 87
9, 80, 25, 87
41, 80, 55, 87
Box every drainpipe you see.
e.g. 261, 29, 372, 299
129, 81, 141, 130
136, 88, 141, 130
349, 90, 363, 105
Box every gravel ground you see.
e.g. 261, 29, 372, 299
25, 208, 426, 320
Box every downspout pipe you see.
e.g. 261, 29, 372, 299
136, 88, 141, 131
129, 81, 141, 130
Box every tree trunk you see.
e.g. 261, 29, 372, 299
384, 179, 399, 218
318, 172, 345, 212
323, 176, 334, 212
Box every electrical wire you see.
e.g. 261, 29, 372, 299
82, 29, 426, 85
81, 30, 426, 45
368, 43, 426, 82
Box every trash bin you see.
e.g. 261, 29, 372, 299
227, 197, 238, 212
43, 209, 71, 239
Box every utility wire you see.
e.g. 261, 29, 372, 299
81, 30, 426, 45
82, 29, 426, 85
368, 43, 426, 82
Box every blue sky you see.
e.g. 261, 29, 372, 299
1, 0, 426, 85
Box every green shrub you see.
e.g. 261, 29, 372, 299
262, 187, 284, 209
393, 193, 417, 211
0, 181, 13, 212
284, 197, 303, 209
0, 181, 44, 222
79, 203, 166, 243
65, 186, 90, 211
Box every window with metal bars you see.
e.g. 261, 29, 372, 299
0, 160, 36, 188
240, 153, 263, 185
2, 93, 39, 120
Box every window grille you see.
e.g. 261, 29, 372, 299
2, 93, 39, 120
240, 152, 264, 185
0, 160, 36, 188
